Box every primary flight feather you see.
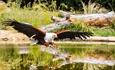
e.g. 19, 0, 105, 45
3, 19, 92, 47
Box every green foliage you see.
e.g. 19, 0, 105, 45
6, 0, 115, 11
92, 27, 115, 36
81, 0, 108, 14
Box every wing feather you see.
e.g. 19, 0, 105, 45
56, 30, 92, 40
3, 19, 46, 44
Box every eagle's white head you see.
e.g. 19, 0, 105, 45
44, 33, 57, 43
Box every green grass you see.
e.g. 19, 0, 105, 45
92, 27, 115, 36
0, 5, 58, 28
70, 20, 115, 36
81, 0, 108, 14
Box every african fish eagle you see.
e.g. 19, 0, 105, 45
3, 19, 92, 47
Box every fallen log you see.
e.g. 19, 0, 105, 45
40, 19, 71, 32
59, 11, 115, 27
40, 15, 73, 32
59, 11, 115, 19
41, 11, 115, 32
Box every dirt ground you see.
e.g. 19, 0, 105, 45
0, 30, 31, 44
1, 30, 115, 45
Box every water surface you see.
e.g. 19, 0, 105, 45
0, 43, 115, 70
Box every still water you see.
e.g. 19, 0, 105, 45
0, 43, 115, 70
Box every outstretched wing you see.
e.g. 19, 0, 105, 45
3, 19, 46, 41
55, 30, 92, 40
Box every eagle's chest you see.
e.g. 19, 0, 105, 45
44, 33, 55, 42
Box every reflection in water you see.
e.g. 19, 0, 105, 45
0, 44, 115, 70
39, 45, 70, 61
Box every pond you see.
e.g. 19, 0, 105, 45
0, 43, 115, 70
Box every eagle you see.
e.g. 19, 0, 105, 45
3, 19, 92, 47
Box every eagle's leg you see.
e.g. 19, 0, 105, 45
44, 42, 50, 47
44, 42, 58, 48
52, 44, 58, 48
49, 42, 58, 48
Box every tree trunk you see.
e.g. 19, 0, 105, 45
59, 11, 115, 27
